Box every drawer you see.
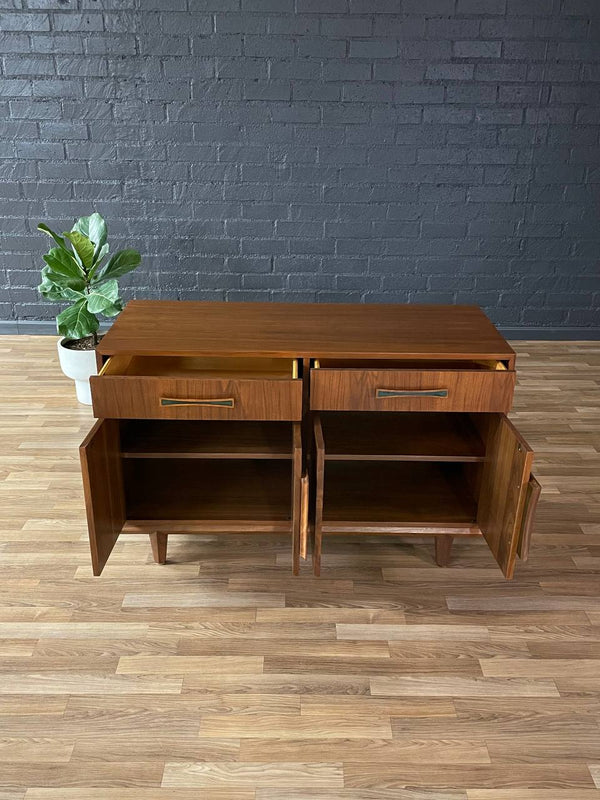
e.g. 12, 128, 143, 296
310, 360, 515, 413
91, 356, 302, 421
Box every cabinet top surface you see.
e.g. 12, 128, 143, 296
97, 301, 514, 361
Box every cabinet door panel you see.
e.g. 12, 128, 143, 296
476, 415, 534, 579
79, 419, 125, 576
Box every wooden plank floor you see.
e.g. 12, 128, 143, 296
0, 335, 600, 799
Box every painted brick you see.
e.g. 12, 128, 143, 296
476, 63, 528, 82
0, 80, 31, 97
453, 40, 502, 59
403, 0, 455, 13
349, 40, 397, 59
425, 64, 475, 81
269, 15, 318, 35
0, 12, 49, 31
372, 17, 424, 38
0, 4, 598, 332
52, 13, 104, 32
457, 0, 506, 12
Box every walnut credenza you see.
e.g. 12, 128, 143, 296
80, 301, 540, 579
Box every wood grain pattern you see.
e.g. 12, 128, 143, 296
97, 301, 515, 362
310, 366, 515, 413
91, 375, 303, 421
149, 532, 167, 565
435, 535, 455, 567
475, 414, 534, 579
79, 419, 125, 576
25, 792, 254, 799
517, 474, 542, 562
0, 336, 599, 796
162, 761, 344, 788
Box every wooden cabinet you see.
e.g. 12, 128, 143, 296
80, 301, 539, 578
311, 412, 538, 579
81, 418, 306, 576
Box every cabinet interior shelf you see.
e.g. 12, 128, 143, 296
121, 420, 294, 460
321, 461, 478, 533
123, 458, 293, 526
319, 412, 485, 462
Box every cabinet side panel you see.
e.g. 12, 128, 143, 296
79, 419, 125, 576
476, 415, 533, 579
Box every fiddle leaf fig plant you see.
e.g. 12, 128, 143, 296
37, 212, 141, 346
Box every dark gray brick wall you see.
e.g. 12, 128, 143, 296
1, 0, 599, 331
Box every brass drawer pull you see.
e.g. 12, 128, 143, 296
376, 388, 448, 399
160, 397, 235, 408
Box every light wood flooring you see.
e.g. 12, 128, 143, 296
0, 335, 599, 798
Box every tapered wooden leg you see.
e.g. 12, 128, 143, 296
435, 535, 454, 567
313, 528, 322, 577
150, 532, 168, 565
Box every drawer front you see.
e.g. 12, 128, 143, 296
310, 369, 515, 413
91, 376, 302, 420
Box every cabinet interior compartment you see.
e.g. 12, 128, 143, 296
120, 419, 294, 460
314, 412, 504, 535
321, 461, 478, 528
313, 412, 535, 580
115, 419, 301, 533
122, 457, 293, 523
318, 411, 485, 462
100, 355, 299, 380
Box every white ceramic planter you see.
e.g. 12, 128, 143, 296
57, 337, 97, 405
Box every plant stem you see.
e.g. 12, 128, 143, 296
84, 280, 98, 347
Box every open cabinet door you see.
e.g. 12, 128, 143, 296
476, 415, 534, 579
79, 419, 125, 576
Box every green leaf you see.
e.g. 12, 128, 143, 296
39, 266, 86, 303
43, 247, 84, 282
99, 299, 123, 318
96, 248, 141, 283
63, 287, 86, 302
86, 279, 119, 314
56, 299, 99, 340
63, 230, 95, 272
95, 241, 109, 262
73, 212, 107, 261
38, 265, 85, 298
37, 223, 66, 249
88, 241, 109, 281
38, 269, 70, 302
42, 271, 86, 293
